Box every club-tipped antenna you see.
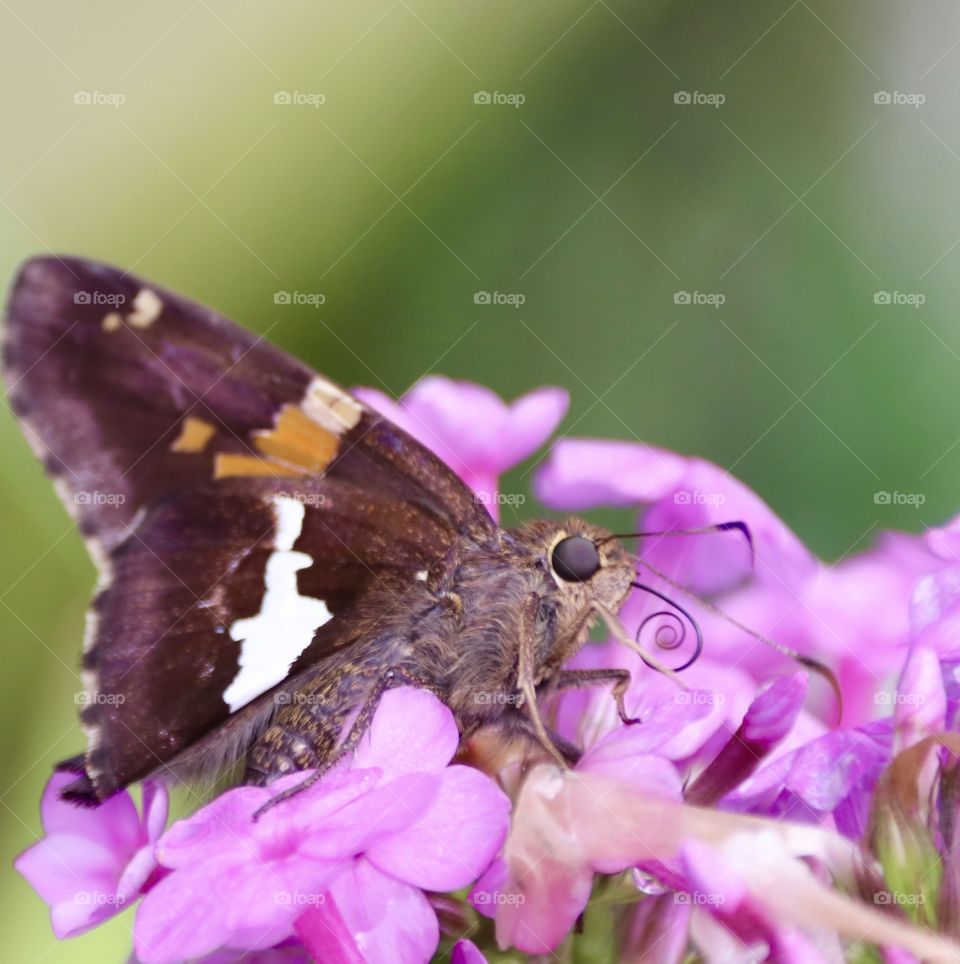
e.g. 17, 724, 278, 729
600, 520, 755, 568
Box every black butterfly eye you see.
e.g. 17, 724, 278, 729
551, 535, 601, 582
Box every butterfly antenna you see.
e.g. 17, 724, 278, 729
601, 520, 755, 568
634, 555, 843, 724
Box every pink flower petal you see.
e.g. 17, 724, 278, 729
895, 645, 946, 746
451, 938, 488, 964
299, 773, 439, 859
534, 439, 688, 511
350, 688, 459, 778
155, 786, 271, 868
136, 851, 338, 961
16, 834, 122, 907
304, 860, 440, 964
498, 387, 569, 467
295, 898, 364, 963
41, 771, 142, 854
357, 379, 566, 509
577, 749, 682, 802
365, 765, 510, 891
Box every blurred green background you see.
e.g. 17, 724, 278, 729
2, 1, 959, 958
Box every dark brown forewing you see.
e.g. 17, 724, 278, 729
3, 256, 494, 800
3, 256, 490, 553
4, 256, 316, 554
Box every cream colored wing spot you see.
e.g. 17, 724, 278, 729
127, 289, 163, 328
170, 416, 217, 454
303, 377, 362, 432
101, 288, 163, 333
214, 379, 360, 479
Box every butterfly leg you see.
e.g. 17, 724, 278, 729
551, 668, 641, 725
250, 665, 435, 819
516, 593, 571, 769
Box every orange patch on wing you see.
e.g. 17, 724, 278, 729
214, 403, 342, 480
170, 416, 217, 454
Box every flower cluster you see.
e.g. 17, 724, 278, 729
16, 376, 960, 962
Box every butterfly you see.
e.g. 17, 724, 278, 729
4, 256, 720, 807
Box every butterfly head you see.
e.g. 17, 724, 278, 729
502, 517, 634, 670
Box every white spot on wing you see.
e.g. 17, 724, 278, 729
127, 288, 163, 328
223, 496, 332, 712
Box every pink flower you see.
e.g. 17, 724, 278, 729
134, 689, 510, 963
356, 377, 568, 520
15, 772, 167, 938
